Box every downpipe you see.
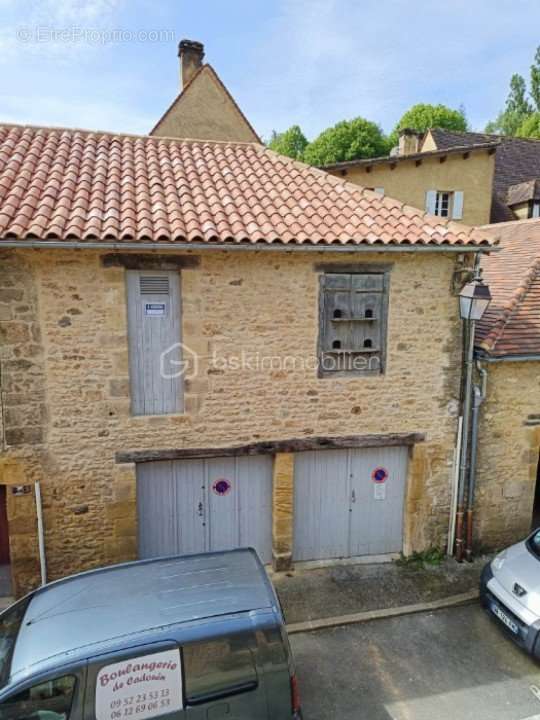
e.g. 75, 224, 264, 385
455, 319, 476, 562
465, 361, 487, 561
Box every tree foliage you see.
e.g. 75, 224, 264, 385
517, 112, 540, 138
267, 125, 308, 160
485, 60, 538, 135
302, 117, 389, 166
391, 103, 468, 145
531, 47, 540, 112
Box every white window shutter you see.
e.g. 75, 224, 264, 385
374, 187, 385, 196
425, 190, 437, 214
452, 191, 464, 220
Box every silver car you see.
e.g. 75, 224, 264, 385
480, 529, 540, 657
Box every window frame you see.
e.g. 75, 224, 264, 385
434, 190, 452, 218
315, 263, 392, 378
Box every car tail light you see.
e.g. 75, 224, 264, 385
290, 673, 301, 714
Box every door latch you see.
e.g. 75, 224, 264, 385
351, 489, 356, 504
197, 502, 204, 517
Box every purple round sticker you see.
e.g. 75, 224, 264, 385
372, 467, 389, 484
212, 478, 232, 496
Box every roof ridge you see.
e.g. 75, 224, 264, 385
0, 121, 260, 148
480, 255, 540, 353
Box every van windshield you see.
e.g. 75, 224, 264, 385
0, 597, 31, 689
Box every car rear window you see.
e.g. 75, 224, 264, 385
183, 632, 258, 704
0, 597, 31, 689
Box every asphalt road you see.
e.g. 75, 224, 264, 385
291, 603, 540, 720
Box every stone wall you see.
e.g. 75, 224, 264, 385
1, 247, 467, 592
0, 250, 47, 594
475, 360, 540, 548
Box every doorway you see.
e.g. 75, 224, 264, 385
532, 450, 540, 530
0, 486, 11, 597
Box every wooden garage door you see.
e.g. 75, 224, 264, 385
293, 446, 408, 562
137, 455, 273, 563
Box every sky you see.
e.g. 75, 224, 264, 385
1, 0, 540, 142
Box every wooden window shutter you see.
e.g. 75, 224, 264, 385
425, 190, 437, 214
452, 191, 464, 220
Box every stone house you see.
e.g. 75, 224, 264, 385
325, 128, 540, 227
0, 121, 496, 595
474, 218, 540, 548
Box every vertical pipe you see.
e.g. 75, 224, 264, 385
448, 416, 463, 556
455, 318, 476, 561
465, 362, 488, 561
35, 482, 47, 585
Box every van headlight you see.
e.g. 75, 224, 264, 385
492, 550, 507, 571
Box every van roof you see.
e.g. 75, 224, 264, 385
9, 549, 277, 684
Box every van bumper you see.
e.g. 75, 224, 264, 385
480, 561, 540, 657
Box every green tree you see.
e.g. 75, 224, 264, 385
389, 103, 468, 146
517, 112, 540, 138
485, 74, 533, 135
267, 125, 308, 160
531, 46, 540, 111
303, 117, 389, 166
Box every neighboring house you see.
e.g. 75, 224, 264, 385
474, 218, 540, 548
325, 128, 540, 227
150, 39, 260, 143
0, 122, 495, 595
324, 129, 498, 226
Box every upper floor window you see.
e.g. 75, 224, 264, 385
318, 269, 390, 377
426, 190, 464, 220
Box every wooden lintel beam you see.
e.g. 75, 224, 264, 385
116, 432, 426, 464
101, 253, 200, 270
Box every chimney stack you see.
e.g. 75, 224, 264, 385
398, 128, 422, 156
178, 39, 205, 89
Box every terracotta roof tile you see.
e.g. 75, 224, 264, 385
477, 218, 540, 357
0, 123, 496, 248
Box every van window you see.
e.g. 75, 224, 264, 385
0, 597, 31, 689
184, 633, 258, 704
0, 675, 76, 720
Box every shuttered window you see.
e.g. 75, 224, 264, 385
318, 271, 389, 376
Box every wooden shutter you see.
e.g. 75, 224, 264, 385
126, 270, 183, 416
452, 191, 464, 220
425, 190, 437, 214
319, 272, 388, 375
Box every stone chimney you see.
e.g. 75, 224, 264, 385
178, 39, 205, 88
398, 128, 422, 156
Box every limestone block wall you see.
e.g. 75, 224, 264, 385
475, 361, 540, 548
0, 247, 467, 592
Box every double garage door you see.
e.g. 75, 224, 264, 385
137, 456, 273, 563
137, 446, 408, 564
293, 446, 408, 561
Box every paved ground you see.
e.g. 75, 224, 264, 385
291, 603, 540, 720
275, 557, 487, 624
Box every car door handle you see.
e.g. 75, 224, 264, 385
197, 501, 204, 517
351, 489, 356, 503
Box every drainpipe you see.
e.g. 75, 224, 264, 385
465, 361, 488, 561
455, 317, 476, 562
35, 482, 47, 585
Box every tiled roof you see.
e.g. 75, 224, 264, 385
477, 218, 540, 357
0, 124, 495, 248
428, 129, 540, 223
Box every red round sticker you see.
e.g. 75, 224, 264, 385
372, 467, 389, 484
212, 478, 232, 496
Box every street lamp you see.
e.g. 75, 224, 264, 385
459, 270, 492, 321
455, 267, 491, 561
